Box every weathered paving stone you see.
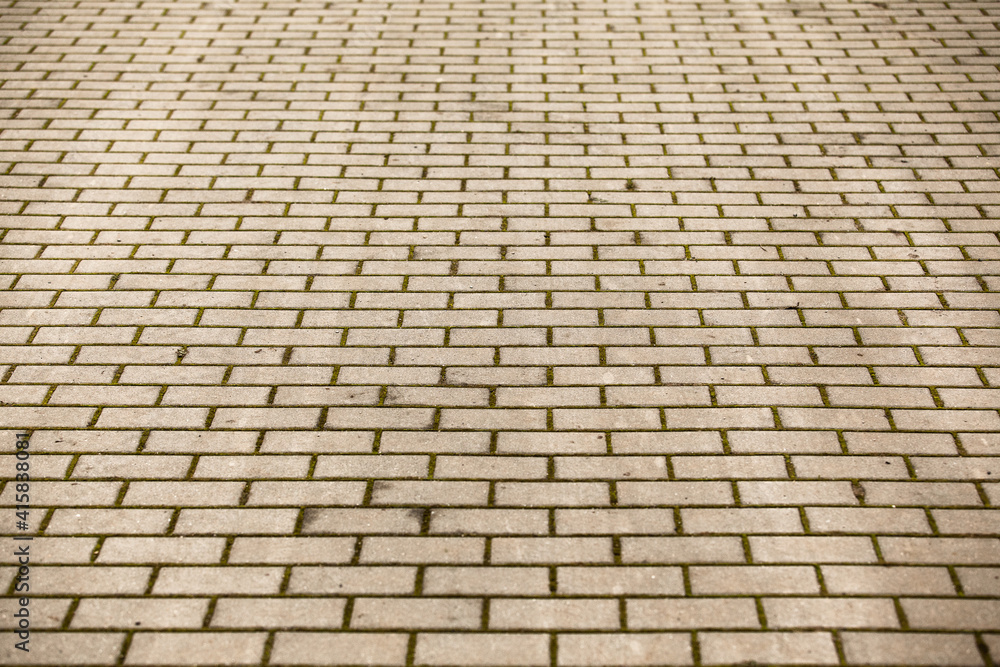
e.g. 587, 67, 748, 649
0, 0, 998, 664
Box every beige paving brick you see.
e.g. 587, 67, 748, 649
491, 598, 620, 629
430, 509, 549, 535
351, 597, 481, 629
738, 481, 858, 505
557, 634, 692, 667
0, 632, 124, 665
749, 536, 878, 563
555, 509, 676, 535
780, 408, 892, 431
46, 508, 172, 535
423, 566, 550, 595
153, 567, 282, 595
301, 508, 421, 535
893, 408, 1000, 432
496, 482, 609, 507
700, 631, 839, 666
325, 407, 434, 430
0, 597, 71, 629
193, 455, 311, 479
959, 433, 1000, 456
683, 508, 804, 534
727, 431, 841, 454
956, 568, 1000, 596
122, 481, 245, 506
124, 632, 267, 665
622, 537, 746, 564
498, 432, 607, 455
414, 633, 549, 666
628, 598, 759, 629
314, 454, 429, 478
554, 408, 662, 430
880, 537, 1000, 564
666, 407, 775, 429
2, 429, 141, 454
372, 480, 489, 506
69, 454, 191, 479
673, 455, 788, 479
841, 632, 983, 666
226, 537, 354, 564
31, 567, 152, 595
436, 455, 547, 479
911, 457, 1000, 481
211, 407, 320, 429
262, 431, 375, 453
173, 508, 300, 534
247, 481, 364, 506
143, 431, 258, 453
97, 537, 225, 564
807, 507, 932, 534
902, 599, 1000, 630
492, 537, 614, 564
95, 407, 208, 429
271, 632, 409, 666
822, 565, 958, 595
554, 455, 669, 480
288, 566, 416, 595
617, 481, 733, 506
442, 408, 548, 430
845, 432, 958, 455
691, 565, 820, 595
792, 455, 910, 480
71, 598, 208, 629
0, 453, 70, 478
870, 483, 983, 507
380, 431, 491, 454
764, 597, 899, 628
557, 566, 683, 595
984, 483, 1000, 506
361, 536, 485, 564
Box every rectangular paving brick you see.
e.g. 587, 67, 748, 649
557, 634, 692, 667
270, 633, 409, 666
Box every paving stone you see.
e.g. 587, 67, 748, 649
423, 566, 550, 596
699, 631, 839, 666
71, 598, 209, 629
822, 565, 959, 595
690, 565, 821, 595
270, 633, 409, 666
557, 567, 684, 595
414, 633, 549, 666
902, 599, 1000, 631
490, 598, 619, 630
762, 597, 900, 628
0, 632, 124, 665
124, 632, 267, 665
627, 598, 760, 629
0, 597, 71, 629
557, 634, 692, 667
841, 632, 984, 666
351, 597, 481, 630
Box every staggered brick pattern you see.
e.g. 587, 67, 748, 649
0, 0, 998, 664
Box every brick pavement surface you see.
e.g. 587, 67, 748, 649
0, 0, 998, 664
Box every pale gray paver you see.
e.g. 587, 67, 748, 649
0, 0, 998, 664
